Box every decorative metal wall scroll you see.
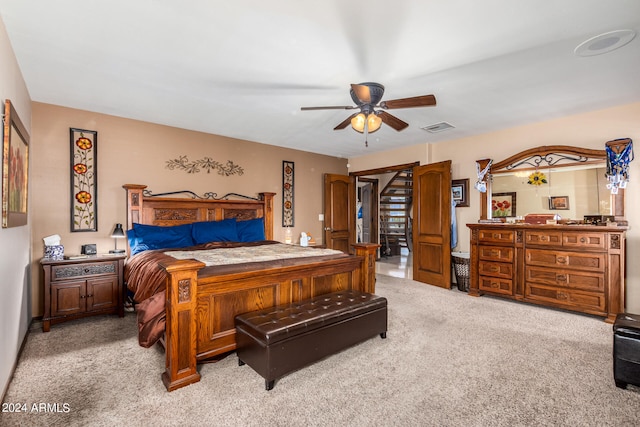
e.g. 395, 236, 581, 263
282, 160, 294, 226
166, 155, 244, 176
70, 128, 97, 232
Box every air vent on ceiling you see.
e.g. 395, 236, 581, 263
421, 122, 455, 133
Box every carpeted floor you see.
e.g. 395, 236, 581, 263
2, 274, 639, 427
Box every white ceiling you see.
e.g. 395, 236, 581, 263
1, 0, 639, 158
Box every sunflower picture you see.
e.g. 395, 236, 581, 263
528, 171, 547, 185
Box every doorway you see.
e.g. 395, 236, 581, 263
351, 162, 419, 279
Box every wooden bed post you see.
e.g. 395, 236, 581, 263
159, 259, 206, 392
353, 243, 379, 293
259, 192, 276, 240
123, 184, 147, 228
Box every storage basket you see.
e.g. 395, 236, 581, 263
451, 253, 470, 292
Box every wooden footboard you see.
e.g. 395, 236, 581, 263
160, 243, 378, 391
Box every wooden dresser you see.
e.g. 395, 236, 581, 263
467, 223, 626, 323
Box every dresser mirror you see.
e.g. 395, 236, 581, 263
477, 145, 625, 221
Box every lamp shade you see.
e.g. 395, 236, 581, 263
351, 113, 366, 133
367, 113, 382, 132
111, 223, 125, 238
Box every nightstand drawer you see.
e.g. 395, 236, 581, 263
51, 261, 118, 280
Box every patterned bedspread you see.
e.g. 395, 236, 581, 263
165, 243, 342, 266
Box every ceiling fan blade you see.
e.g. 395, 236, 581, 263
378, 111, 409, 131
350, 84, 372, 104
301, 105, 357, 111
379, 94, 436, 109
334, 113, 359, 130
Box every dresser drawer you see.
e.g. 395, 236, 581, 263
478, 260, 513, 279
479, 276, 513, 295
478, 246, 514, 263
562, 232, 606, 250
478, 229, 514, 244
525, 266, 604, 292
51, 261, 118, 281
525, 249, 605, 272
525, 230, 562, 246
525, 283, 605, 313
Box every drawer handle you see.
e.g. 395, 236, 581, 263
557, 292, 568, 300
80, 295, 86, 299
556, 256, 567, 264
493, 233, 500, 239
556, 274, 567, 282
490, 281, 499, 288
580, 237, 586, 243
540, 236, 548, 241
84, 268, 91, 273
489, 266, 500, 273
490, 250, 500, 257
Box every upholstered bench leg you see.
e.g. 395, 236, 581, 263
266, 380, 275, 391
238, 359, 246, 366
615, 379, 627, 389
380, 332, 387, 339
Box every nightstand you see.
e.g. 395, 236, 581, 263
41, 254, 126, 332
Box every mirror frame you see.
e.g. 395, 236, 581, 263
477, 145, 625, 220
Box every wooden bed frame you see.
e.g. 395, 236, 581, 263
123, 184, 378, 391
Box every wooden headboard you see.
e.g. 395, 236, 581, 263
122, 184, 275, 240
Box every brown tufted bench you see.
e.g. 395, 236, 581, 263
235, 290, 388, 390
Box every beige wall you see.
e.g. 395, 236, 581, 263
30, 102, 347, 315
350, 102, 640, 313
0, 18, 32, 398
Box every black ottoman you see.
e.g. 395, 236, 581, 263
613, 313, 640, 389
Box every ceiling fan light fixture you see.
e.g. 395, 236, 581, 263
351, 112, 382, 133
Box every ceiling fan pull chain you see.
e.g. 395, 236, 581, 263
364, 121, 369, 147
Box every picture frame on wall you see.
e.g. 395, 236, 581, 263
282, 160, 294, 226
549, 196, 570, 210
2, 99, 30, 228
451, 178, 469, 207
70, 128, 98, 232
491, 192, 516, 217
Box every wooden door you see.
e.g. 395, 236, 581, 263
412, 160, 451, 288
324, 174, 356, 253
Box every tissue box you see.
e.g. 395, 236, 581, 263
44, 245, 64, 260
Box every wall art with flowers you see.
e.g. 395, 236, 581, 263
282, 160, 294, 227
491, 192, 517, 218
2, 99, 30, 228
70, 128, 97, 232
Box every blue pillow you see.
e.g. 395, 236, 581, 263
236, 218, 265, 242
129, 223, 194, 255
191, 218, 239, 244
127, 229, 148, 256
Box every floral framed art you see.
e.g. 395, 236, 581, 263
282, 160, 294, 226
2, 99, 30, 228
491, 192, 516, 218
70, 128, 97, 232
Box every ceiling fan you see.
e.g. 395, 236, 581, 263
301, 82, 436, 146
